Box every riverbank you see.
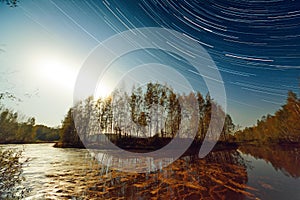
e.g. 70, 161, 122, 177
53, 137, 300, 156
53, 137, 239, 156
53, 142, 85, 148
0, 140, 59, 145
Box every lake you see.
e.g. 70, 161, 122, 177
1, 143, 300, 199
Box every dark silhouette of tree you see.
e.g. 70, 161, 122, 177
61, 82, 234, 148
196, 92, 205, 140
60, 108, 83, 147
222, 114, 235, 141
202, 94, 212, 140
0, 0, 18, 7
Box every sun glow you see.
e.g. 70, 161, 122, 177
37, 56, 77, 90
95, 82, 112, 99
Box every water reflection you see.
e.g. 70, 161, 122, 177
2, 144, 300, 199
239, 145, 300, 178
239, 145, 300, 200
73, 149, 255, 199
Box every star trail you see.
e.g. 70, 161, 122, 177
0, 0, 299, 127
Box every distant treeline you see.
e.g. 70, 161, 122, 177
59, 83, 235, 148
234, 91, 300, 144
0, 108, 60, 144
0, 0, 18, 7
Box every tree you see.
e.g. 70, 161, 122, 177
35, 125, 60, 141
0, 108, 36, 143
235, 90, 300, 144
60, 82, 235, 148
222, 114, 235, 141
167, 91, 181, 138
196, 92, 205, 140
60, 108, 83, 147
145, 82, 154, 137
203, 94, 212, 139
0, 0, 18, 7
0, 149, 29, 199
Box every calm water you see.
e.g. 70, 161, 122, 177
1, 143, 300, 199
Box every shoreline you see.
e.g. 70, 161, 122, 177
0, 141, 58, 145
2, 140, 299, 152
52, 140, 300, 156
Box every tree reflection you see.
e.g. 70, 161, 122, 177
239, 145, 300, 178
75, 149, 257, 199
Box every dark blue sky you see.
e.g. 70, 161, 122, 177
0, 0, 299, 127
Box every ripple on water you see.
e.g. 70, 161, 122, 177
2, 143, 300, 199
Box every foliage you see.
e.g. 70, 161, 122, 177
235, 91, 300, 144
59, 108, 83, 147
0, 108, 34, 143
0, 108, 59, 144
0, 148, 29, 199
0, 92, 21, 102
60, 82, 234, 147
35, 125, 60, 141
0, 0, 18, 7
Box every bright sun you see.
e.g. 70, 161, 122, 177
95, 81, 112, 99
36, 55, 112, 98
38, 57, 76, 90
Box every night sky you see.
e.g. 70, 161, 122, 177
0, 0, 300, 127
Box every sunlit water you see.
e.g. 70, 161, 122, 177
1, 143, 300, 199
